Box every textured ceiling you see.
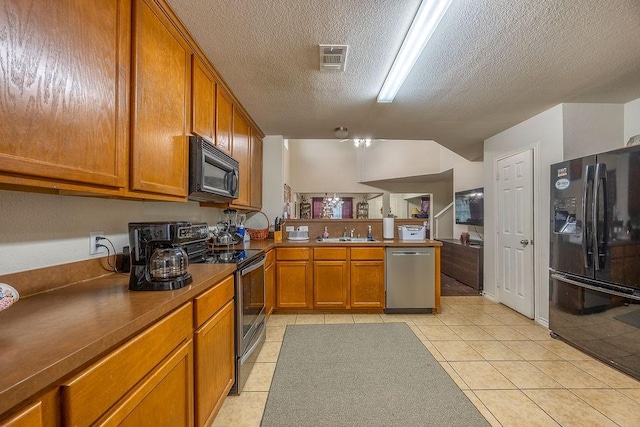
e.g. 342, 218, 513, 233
167, 0, 640, 160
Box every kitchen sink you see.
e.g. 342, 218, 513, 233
316, 237, 380, 243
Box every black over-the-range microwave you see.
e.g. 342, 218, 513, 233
188, 136, 239, 203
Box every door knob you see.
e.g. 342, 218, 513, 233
520, 239, 530, 247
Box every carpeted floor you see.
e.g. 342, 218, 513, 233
261, 323, 489, 426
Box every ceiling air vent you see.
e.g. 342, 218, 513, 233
319, 44, 348, 71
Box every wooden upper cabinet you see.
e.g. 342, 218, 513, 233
232, 109, 251, 207
130, 0, 191, 199
191, 56, 215, 141
0, 0, 129, 189
215, 85, 233, 154
250, 133, 263, 209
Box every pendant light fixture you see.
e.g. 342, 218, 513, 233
377, 0, 453, 103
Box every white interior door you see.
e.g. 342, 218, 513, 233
496, 149, 534, 318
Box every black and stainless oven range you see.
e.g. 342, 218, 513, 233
206, 248, 266, 394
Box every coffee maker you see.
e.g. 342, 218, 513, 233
128, 222, 194, 291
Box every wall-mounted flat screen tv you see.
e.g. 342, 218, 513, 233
455, 188, 484, 226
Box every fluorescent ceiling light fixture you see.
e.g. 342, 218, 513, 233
377, 0, 453, 103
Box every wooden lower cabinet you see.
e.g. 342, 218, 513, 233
265, 250, 275, 317
314, 261, 349, 308
192, 275, 235, 426
276, 261, 313, 308
274, 246, 386, 312
99, 340, 194, 426
313, 248, 349, 309
350, 261, 385, 308
276, 248, 312, 309
194, 300, 235, 426
350, 248, 385, 309
61, 304, 193, 425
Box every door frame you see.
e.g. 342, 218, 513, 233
493, 143, 539, 320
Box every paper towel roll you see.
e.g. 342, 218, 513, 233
383, 217, 395, 239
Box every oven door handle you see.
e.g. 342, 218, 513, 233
240, 254, 266, 275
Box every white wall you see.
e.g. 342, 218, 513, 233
625, 98, 640, 143
259, 135, 285, 226
359, 140, 442, 182
484, 104, 564, 326
0, 190, 224, 275
562, 103, 624, 159
289, 139, 379, 193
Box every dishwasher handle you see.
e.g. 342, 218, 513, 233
391, 251, 430, 256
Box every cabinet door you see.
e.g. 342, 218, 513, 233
194, 300, 234, 427
276, 261, 312, 309
232, 109, 251, 207
350, 261, 385, 308
98, 340, 194, 426
0, 0, 128, 189
314, 261, 349, 308
250, 133, 263, 209
61, 303, 192, 425
191, 56, 215, 141
265, 263, 275, 318
130, 0, 190, 198
215, 85, 233, 154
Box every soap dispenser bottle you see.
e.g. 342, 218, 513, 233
322, 226, 329, 239
366, 225, 373, 241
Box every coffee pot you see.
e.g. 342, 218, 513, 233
149, 246, 189, 281
128, 222, 194, 291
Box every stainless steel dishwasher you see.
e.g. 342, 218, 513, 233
385, 247, 435, 313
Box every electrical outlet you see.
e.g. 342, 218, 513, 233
298, 225, 309, 232
90, 231, 106, 255
285, 226, 294, 232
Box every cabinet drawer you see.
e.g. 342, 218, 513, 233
61, 303, 193, 425
350, 247, 384, 260
277, 248, 310, 261
314, 247, 347, 260
194, 275, 234, 327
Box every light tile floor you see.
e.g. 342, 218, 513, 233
212, 296, 640, 427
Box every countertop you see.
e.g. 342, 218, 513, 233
238, 238, 442, 249
0, 263, 235, 417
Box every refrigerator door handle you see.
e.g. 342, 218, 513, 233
551, 272, 640, 301
593, 163, 607, 271
582, 165, 594, 268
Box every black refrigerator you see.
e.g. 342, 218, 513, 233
549, 144, 640, 380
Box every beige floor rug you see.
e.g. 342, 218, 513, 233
261, 323, 489, 426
